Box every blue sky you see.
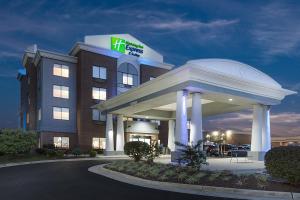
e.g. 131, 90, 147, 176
0, 0, 299, 136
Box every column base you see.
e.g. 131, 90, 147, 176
104, 151, 124, 156
171, 151, 183, 162
247, 151, 266, 161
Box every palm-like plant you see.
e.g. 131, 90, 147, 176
175, 140, 208, 170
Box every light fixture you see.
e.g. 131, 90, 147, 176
228, 98, 233, 102
145, 116, 149, 119
226, 130, 233, 137
212, 131, 219, 136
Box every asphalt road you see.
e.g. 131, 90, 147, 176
0, 160, 242, 200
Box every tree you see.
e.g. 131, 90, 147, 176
175, 140, 208, 170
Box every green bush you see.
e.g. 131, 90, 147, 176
89, 150, 97, 157
72, 148, 82, 157
46, 149, 58, 157
124, 141, 149, 162
55, 150, 65, 158
0, 129, 37, 155
35, 148, 47, 155
265, 146, 300, 185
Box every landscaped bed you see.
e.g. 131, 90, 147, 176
104, 160, 300, 193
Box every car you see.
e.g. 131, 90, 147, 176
238, 144, 251, 151
204, 145, 219, 157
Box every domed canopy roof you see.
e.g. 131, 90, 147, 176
186, 59, 282, 89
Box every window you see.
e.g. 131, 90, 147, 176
53, 85, 69, 99
92, 137, 106, 149
53, 64, 69, 78
92, 109, 106, 121
38, 108, 41, 121
53, 107, 69, 120
53, 137, 69, 148
92, 87, 106, 100
93, 66, 107, 79
122, 73, 133, 85
150, 77, 155, 80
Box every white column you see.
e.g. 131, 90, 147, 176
116, 114, 125, 152
175, 90, 188, 151
190, 93, 203, 148
105, 113, 114, 152
167, 120, 175, 151
262, 106, 271, 152
251, 105, 263, 152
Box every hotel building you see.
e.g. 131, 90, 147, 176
17, 34, 296, 160
17, 34, 173, 150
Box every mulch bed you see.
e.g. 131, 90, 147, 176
105, 160, 300, 193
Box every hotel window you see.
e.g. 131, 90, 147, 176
53, 64, 69, 78
92, 137, 106, 149
53, 107, 69, 120
92, 87, 106, 100
53, 85, 69, 99
53, 137, 69, 149
122, 73, 133, 86
92, 109, 106, 121
117, 63, 138, 88
92, 66, 107, 80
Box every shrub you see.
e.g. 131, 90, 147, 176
46, 149, 58, 157
175, 140, 208, 170
144, 141, 161, 164
43, 144, 55, 149
94, 148, 104, 154
55, 150, 65, 158
265, 146, 300, 185
72, 148, 82, 157
35, 148, 47, 155
89, 150, 97, 157
124, 141, 149, 162
0, 129, 37, 155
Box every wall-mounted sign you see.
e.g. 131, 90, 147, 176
111, 37, 144, 57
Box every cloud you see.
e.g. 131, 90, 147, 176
251, 3, 300, 58
0, 51, 20, 58
139, 19, 239, 31
205, 111, 300, 137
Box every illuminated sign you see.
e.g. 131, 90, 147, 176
111, 37, 144, 57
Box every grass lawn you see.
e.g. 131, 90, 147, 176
105, 160, 300, 193
0, 154, 59, 164
0, 154, 94, 164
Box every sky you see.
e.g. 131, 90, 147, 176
0, 0, 299, 137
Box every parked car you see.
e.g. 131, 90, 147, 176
238, 144, 251, 151
227, 150, 248, 157
204, 145, 219, 156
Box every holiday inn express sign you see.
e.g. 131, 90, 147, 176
84, 34, 164, 63
111, 36, 144, 57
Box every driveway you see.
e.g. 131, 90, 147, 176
0, 160, 242, 200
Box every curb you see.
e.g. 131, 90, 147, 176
0, 156, 127, 169
88, 164, 299, 200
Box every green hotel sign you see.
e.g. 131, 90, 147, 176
111, 37, 144, 57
